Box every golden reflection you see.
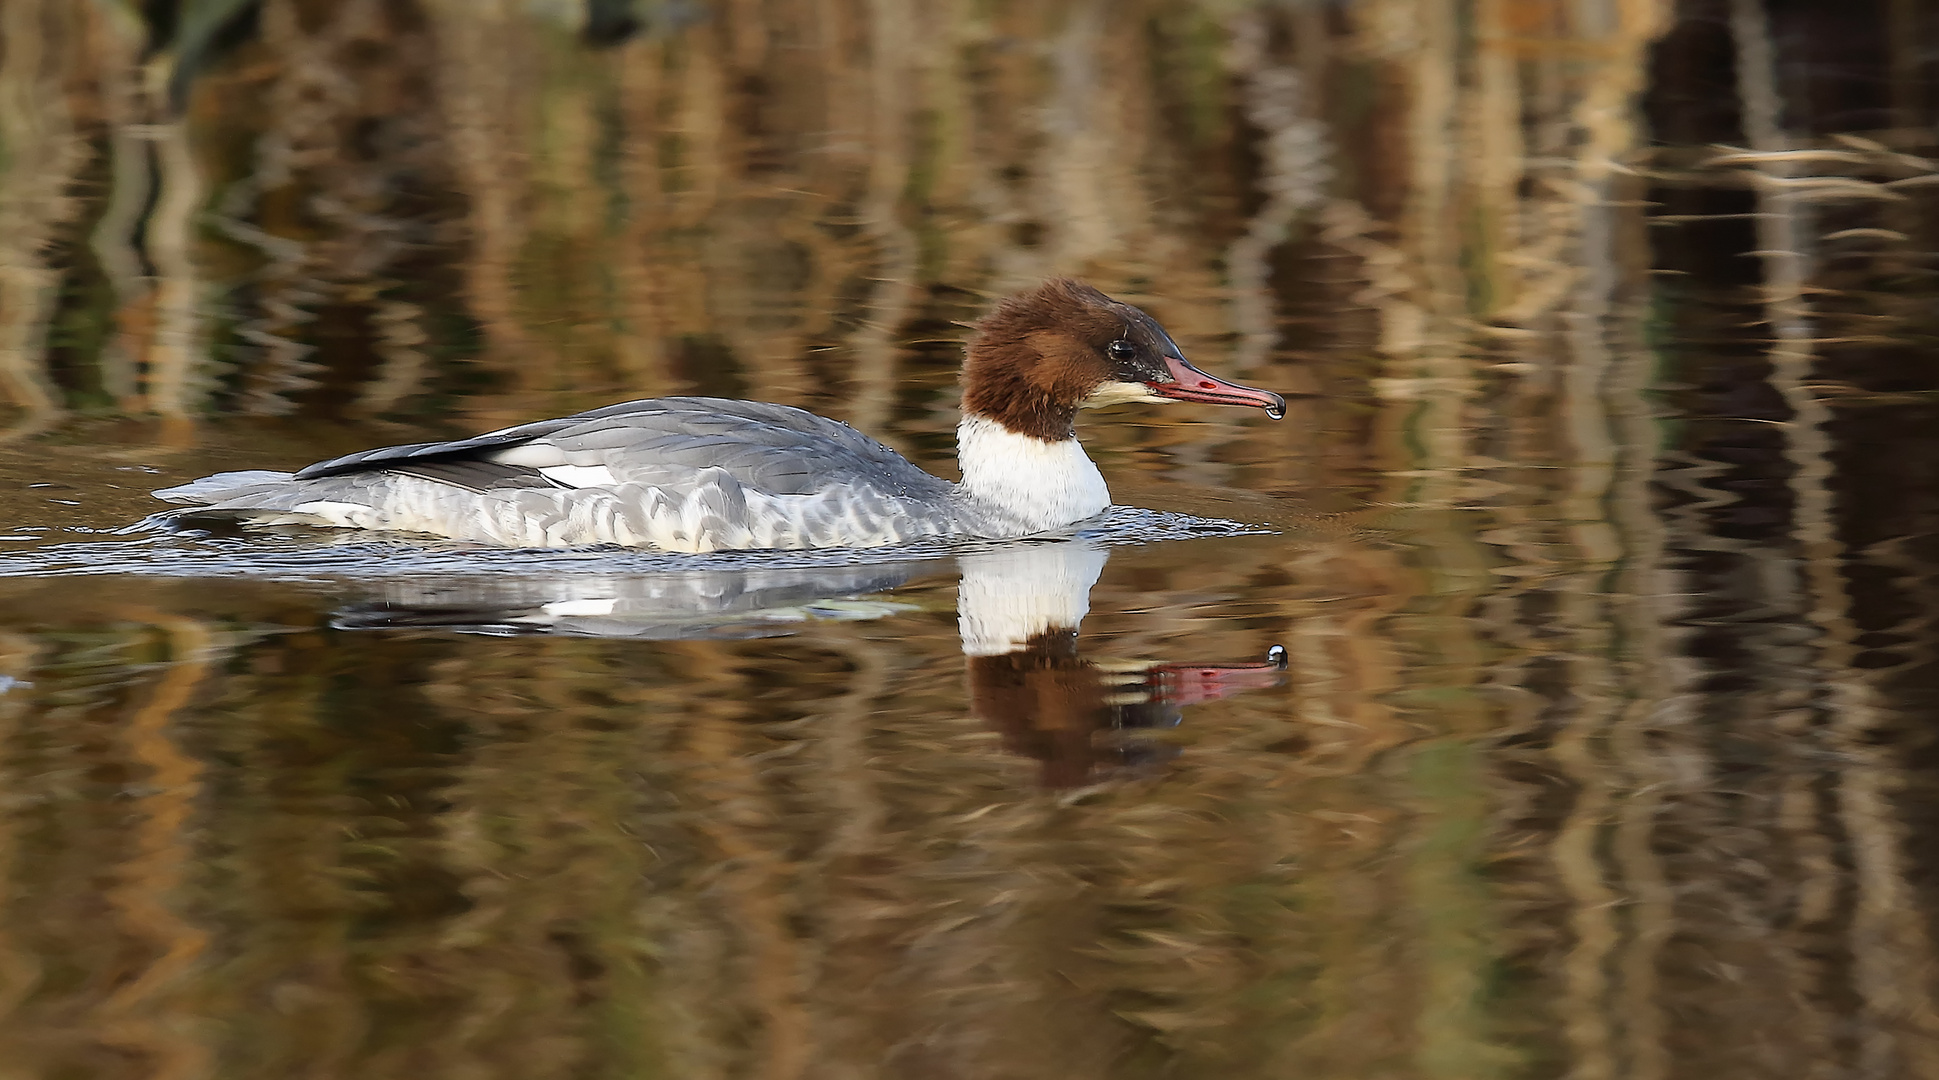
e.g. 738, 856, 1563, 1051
0, 632, 40, 1028
100, 611, 221, 1080
0, 0, 84, 439
1730, 1, 1939, 1071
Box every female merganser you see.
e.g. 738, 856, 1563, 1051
152, 279, 1286, 551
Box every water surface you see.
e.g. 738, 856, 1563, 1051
4, 2, 1939, 1078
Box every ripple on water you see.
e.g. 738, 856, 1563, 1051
0, 506, 1272, 584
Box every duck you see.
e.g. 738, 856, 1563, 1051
151, 279, 1287, 552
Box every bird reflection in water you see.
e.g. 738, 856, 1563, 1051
969, 632, 1286, 787
335, 538, 1285, 784
958, 541, 1285, 786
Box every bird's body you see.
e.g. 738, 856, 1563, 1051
153, 280, 1285, 552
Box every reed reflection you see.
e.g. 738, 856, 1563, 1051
331, 539, 1285, 785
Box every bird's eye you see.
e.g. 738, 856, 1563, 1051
1106, 340, 1136, 361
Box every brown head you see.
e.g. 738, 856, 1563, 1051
961, 279, 1286, 441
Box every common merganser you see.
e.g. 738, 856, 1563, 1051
151, 279, 1286, 551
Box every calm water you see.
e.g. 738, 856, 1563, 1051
8, 381, 1939, 1078
6, 1, 1939, 1078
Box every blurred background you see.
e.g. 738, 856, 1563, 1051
5, 1, 1939, 1078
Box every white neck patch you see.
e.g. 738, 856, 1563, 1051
956, 414, 1110, 534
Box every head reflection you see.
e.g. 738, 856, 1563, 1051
958, 541, 1284, 787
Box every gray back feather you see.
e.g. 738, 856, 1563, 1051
295, 397, 952, 500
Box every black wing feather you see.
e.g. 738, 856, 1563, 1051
385, 459, 569, 493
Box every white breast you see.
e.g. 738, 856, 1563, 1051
954, 415, 1110, 535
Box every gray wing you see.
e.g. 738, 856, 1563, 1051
295, 397, 953, 499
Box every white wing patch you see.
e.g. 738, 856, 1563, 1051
487, 443, 617, 488
536, 464, 618, 488
490, 444, 569, 467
